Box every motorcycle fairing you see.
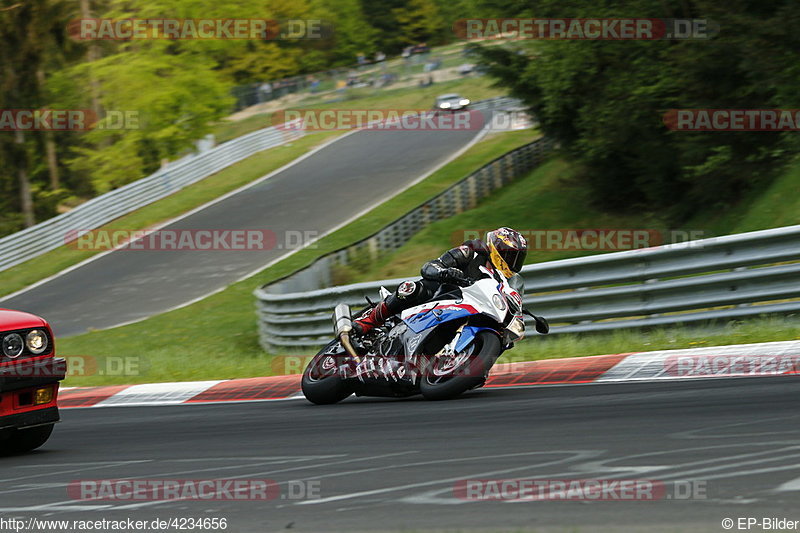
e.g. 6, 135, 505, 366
454, 325, 497, 352
402, 303, 479, 334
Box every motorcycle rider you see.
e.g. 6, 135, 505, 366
352, 227, 528, 336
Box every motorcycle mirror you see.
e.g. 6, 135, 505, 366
534, 315, 549, 335
523, 308, 550, 335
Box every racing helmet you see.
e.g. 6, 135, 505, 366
485, 227, 527, 277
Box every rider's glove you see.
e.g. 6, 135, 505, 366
444, 267, 470, 286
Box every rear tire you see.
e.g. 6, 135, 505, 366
301, 341, 353, 405
420, 331, 501, 401
1, 424, 54, 455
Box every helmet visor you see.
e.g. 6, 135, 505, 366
503, 247, 527, 273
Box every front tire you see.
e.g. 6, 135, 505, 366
301, 340, 353, 405
1, 424, 54, 455
420, 331, 501, 401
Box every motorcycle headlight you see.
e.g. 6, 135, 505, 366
2, 333, 24, 358
26, 329, 48, 355
492, 294, 506, 311
506, 316, 525, 341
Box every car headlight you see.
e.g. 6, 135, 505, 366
2, 333, 24, 358
492, 294, 506, 311
459, 99, 470, 106
439, 102, 451, 109
26, 329, 48, 355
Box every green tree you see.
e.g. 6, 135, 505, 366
474, 0, 800, 221
360, 0, 407, 53
313, 0, 377, 65
392, 0, 446, 46
0, 0, 77, 229
66, 44, 233, 192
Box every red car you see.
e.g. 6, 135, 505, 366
0, 309, 65, 454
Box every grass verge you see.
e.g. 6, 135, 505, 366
353, 152, 800, 285
685, 158, 800, 235
340, 158, 665, 283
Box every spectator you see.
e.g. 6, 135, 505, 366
375, 51, 387, 71
424, 57, 441, 72
335, 79, 347, 97
419, 75, 434, 87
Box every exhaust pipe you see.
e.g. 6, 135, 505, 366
333, 304, 359, 360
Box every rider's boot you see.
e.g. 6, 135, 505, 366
352, 301, 390, 336
352, 281, 424, 336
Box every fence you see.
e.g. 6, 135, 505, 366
0, 126, 303, 272
254, 224, 800, 350
231, 47, 469, 110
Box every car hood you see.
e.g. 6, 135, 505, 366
0, 309, 47, 331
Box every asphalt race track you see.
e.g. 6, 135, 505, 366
2, 378, 799, 532
0, 121, 488, 337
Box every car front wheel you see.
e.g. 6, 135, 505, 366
1, 424, 55, 455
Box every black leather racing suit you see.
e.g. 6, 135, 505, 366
380, 239, 493, 318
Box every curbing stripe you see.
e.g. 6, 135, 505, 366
94, 380, 224, 407
186, 375, 302, 403
485, 354, 631, 388
58, 385, 133, 409
56, 341, 800, 409
596, 340, 800, 382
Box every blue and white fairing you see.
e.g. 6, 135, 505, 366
391, 266, 525, 356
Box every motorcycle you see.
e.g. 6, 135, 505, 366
301, 265, 549, 404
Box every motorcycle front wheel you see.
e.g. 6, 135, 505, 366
419, 330, 501, 401
301, 340, 353, 405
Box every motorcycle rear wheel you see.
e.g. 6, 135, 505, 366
420, 331, 501, 401
301, 340, 353, 405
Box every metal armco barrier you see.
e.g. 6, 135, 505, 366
254, 225, 800, 350
0, 125, 303, 272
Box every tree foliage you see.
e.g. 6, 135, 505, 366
474, 0, 800, 221
0, 0, 449, 235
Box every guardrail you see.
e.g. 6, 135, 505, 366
254, 224, 800, 350
0, 125, 303, 272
